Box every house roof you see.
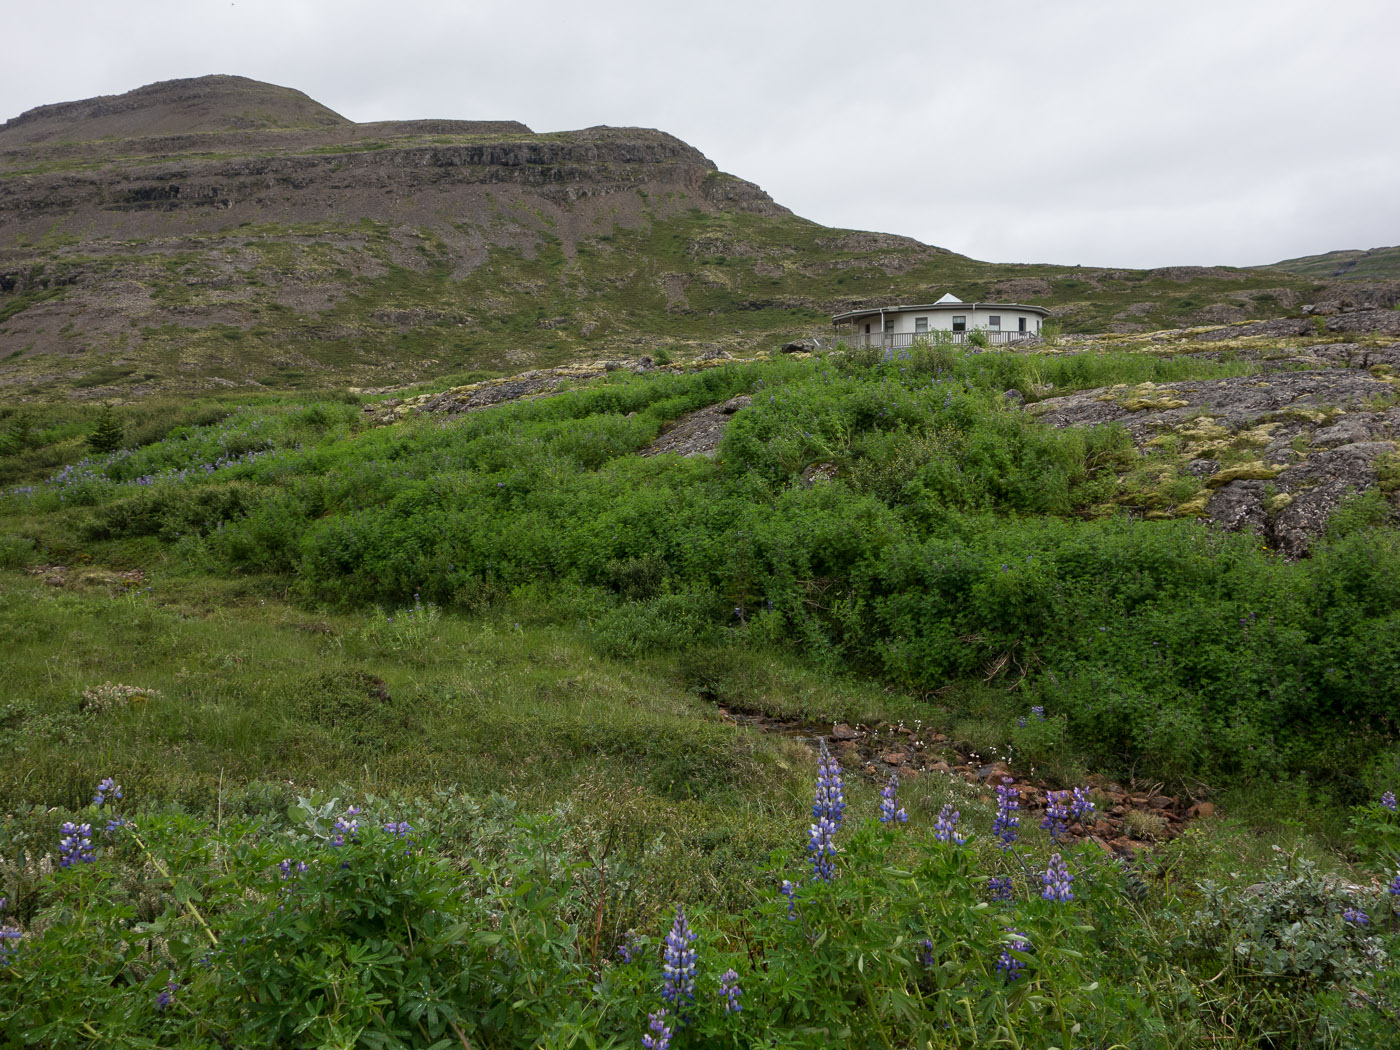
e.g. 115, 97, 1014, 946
831, 300, 1051, 323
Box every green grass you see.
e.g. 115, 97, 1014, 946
0, 286, 64, 324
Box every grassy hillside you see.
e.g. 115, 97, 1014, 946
4, 339, 1400, 1045
3, 340, 1400, 1046
1268, 245, 1400, 281
0, 203, 1335, 399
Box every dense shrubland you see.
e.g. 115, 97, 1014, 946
3, 342, 1400, 1046
7, 344, 1393, 795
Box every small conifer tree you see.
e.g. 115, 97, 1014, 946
88, 403, 125, 455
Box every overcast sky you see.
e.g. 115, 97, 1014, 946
4, 0, 1397, 268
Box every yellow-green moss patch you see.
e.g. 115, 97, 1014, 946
1205, 461, 1283, 486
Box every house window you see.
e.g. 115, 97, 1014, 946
914, 317, 928, 334
1019, 316, 1027, 333
951, 316, 966, 332
884, 319, 895, 332
988, 315, 1001, 331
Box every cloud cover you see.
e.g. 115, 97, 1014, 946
3, 0, 1397, 268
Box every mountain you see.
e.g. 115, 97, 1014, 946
0, 74, 349, 146
1266, 245, 1400, 281
0, 76, 1375, 398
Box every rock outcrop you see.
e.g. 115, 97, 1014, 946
1029, 330, 1400, 554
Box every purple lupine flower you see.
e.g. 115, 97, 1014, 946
718, 968, 742, 1014
155, 975, 179, 1011
918, 938, 935, 967
934, 804, 966, 845
1030, 706, 1045, 720
104, 816, 129, 835
813, 739, 846, 831
1382, 790, 1397, 812
808, 815, 838, 882
780, 879, 798, 920
1390, 868, 1400, 897
0, 901, 20, 966
808, 740, 845, 881
278, 859, 308, 880
1070, 787, 1095, 824
1342, 907, 1369, 925
615, 931, 639, 964
93, 778, 122, 807
879, 773, 908, 825
992, 779, 1020, 851
989, 876, 1015, 902
1042, 791, 1070, 841
660, 908, 697, 1008
641, 1009, 672, 1050
1042, 853, 1073, 903
330, 807, 360, 848
58, 822, 94, 867
996, 929, 1030, 981
382, 820, 413, 838
0, 925, 21, 965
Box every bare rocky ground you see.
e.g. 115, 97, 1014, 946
363, 350, 739, 425
637, 393, 751, 457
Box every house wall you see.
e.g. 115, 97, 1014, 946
886, 308, 1041, 332
839, 307, 1044, 343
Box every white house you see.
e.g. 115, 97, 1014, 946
832, 293, 1050, 347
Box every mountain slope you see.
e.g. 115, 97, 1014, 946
1266, 245, 1400, 281
0, 76, 1371, 399
0, 75, 350, 147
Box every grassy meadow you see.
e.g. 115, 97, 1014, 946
1, 341, 1398, 1047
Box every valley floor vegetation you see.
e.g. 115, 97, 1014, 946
1, 341, 1398, 1047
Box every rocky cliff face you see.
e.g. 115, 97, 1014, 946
0, 77, 779, 245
